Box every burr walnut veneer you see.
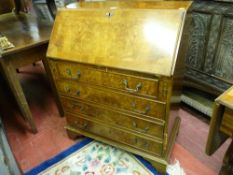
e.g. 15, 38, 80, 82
45, 6, 190, 173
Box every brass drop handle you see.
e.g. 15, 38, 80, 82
65, 87, 71, 93
66, 68, 81, 79
123, 79, 142, 93
76, 70, 81, 79
133, 138, 149, 150
132, 121, 149, 133
71, 102, 85, 111
74, 121, 88, 129
66, 68, 71, 76
131, 102, 150, 115
143, 142, 149, 150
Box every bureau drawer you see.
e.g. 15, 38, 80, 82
58, 81, 166, 119
61, 97, 165, 139
53, 61, 160, 99
66, 114, 163, 156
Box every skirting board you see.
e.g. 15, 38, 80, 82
181, 93, 213, 117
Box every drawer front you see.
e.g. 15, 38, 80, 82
58, 81, 166, 119
220, 108, 233, 137
66, 114, 163, 156
61, 97, 165, 139
54, 61, 160, 98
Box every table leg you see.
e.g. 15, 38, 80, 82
0, 60, 37, 133
219, 140, 233, 175
206, 103, 228, 155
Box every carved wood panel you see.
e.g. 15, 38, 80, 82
186, 12, 212, 70
204, 15, 222, 73
214, 16, 233, 83
184, 2, 233, 96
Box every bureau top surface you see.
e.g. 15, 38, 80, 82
68, 1, 192, 9
47, 8, 186, 76
217, 86, 233, 110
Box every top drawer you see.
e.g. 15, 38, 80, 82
50, 60, 160, 99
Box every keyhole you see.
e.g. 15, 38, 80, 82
106, 12, 113, 17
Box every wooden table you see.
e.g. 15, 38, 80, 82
0, 12, 52, 133
206, 86, 233, 175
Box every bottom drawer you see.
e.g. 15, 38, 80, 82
61, 97, 165, 139
66, 114, 163, 156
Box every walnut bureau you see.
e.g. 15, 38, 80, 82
45, 7, 190, 173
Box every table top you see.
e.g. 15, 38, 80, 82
47, 8, 187, 76
216, 86, 233, 109
0, 12, 52, 57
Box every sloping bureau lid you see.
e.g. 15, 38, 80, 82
47, 8, 186, 76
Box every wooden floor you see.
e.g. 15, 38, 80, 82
0, 62, 229, 174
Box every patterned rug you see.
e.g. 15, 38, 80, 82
24, 138, 162, 175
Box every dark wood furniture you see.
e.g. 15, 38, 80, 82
206, 86, 233, 175
181, 1, 233, 116
45, 0, 57, 18
45, 2, 191, 173
184, 1, 233, 96
0, 0, 32, 14
0, 12, 52, 133
0, 0, 14, 14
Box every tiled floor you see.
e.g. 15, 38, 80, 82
0, 62, 229, 174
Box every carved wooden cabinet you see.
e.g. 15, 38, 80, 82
184, 1, 233, 95
45, 6, 189, 173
